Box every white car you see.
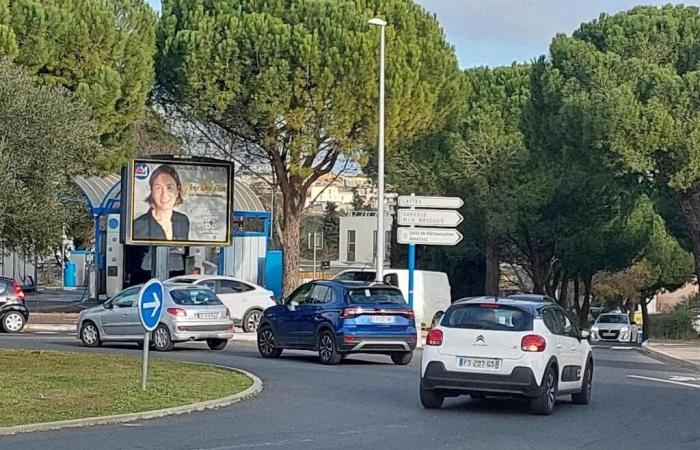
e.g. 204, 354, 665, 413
420, 296, 593, 415
591, 313, 637, 342
167, 275, 276, 332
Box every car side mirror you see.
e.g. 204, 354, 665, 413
580, 329, 591, 340
287, 300, 299, 310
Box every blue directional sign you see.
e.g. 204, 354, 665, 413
138, 279, 164, 332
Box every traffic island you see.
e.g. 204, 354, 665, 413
0, 349, 262, 434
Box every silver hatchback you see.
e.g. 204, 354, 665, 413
77, 283, 234, 351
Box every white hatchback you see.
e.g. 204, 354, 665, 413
167, 275, 276, 332
420, 297, 593, 415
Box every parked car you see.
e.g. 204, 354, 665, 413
77, 283, 234, 351
420, 296, 593, 415
591, 313, 638, 342
333, 269, 451, 329
257, 280, 417, 365
0, 276, 29, 333
167, 275, 275, 332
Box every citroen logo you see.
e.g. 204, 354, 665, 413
474, 335, 486, 346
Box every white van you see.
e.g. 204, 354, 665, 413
333, 269, 452, 329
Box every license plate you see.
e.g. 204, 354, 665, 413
198, 313, 218, 319
457, 357, 501, 370
371, 316, 395, 324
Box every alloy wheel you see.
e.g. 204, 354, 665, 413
4, 312, 24, 332
246, 311, 262, 332
319, 334, 334, 362
259, 329, 275, 356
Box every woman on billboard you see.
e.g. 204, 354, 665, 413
133, 165, 190, 241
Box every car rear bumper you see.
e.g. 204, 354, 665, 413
336, 334, 417, 353
170, 321, 234, 342
420, 361, 545, 398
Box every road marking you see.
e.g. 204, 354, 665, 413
193, 438, 315, 449
610, 346, 636, 350
628, 374, 700, 389
670, 376, 700, 382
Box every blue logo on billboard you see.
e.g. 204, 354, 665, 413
108, 218, 119, 230
134, 163, 150, 180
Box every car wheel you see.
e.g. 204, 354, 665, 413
80, 321, 101, 347
242, 309, 263, 333
530, 366, 557, 415
257, 326, 283, 358
390, 351, 413, 365
419, 384, 445, 409
152, 324, 175, 352
571, 362, 593, 405
1, 311, 26, 333
318, 330, 342, 365
206, 339, 228, 350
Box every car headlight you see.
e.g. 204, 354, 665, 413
591, 325, 599, 331
620, 326, 629, 332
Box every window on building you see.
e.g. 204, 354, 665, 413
347, 230, 356, 262
373, 230, 392, 262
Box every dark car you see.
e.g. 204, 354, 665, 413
257, 280, 417, 365
0, 276, 29, 333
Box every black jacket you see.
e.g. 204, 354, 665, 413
132, 210, 190, 241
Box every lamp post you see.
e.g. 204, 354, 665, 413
368, 17, 387, 282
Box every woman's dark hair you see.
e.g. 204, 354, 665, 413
145, 164, 184, 207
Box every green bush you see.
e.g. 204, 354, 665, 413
648, 295, 699, 340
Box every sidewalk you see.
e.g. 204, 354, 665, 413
643, 339, 700, 370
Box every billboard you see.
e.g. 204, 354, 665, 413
123, 158, 233, 246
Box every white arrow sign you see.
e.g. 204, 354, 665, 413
398, 209, 463, 227
143, 292, 161, 318
397, 227, 463, 246
398, 195, 463, 209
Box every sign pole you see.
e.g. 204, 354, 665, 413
313, 232, 317, 280
141, 332, 150, 391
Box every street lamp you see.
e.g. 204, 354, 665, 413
369, 17, 387, 282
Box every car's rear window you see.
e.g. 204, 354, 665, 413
597, 315, 628, 324
170, 289, 222, 306
173, 278, 196, 284
442, 304, 533, 331
347, 288, 406, 305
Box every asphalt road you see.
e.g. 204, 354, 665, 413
1, 335, 699, 450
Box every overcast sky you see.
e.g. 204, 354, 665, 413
146, 1, 700, 68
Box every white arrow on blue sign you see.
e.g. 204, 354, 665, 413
138, 279, 164, 332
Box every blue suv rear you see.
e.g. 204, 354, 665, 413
257, 280, 417, 365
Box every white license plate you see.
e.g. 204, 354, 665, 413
370, 316, 395, 324
457, 357, 501, 370
198, 313, 218, 319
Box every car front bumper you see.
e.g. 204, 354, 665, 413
420, 361, 545, 398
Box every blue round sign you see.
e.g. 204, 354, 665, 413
138, 279, 164, 332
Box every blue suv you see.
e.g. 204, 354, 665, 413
257, 280, 417, 365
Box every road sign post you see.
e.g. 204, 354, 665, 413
138, 278, 165, 391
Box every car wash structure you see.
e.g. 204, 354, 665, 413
74, 156, 282, 299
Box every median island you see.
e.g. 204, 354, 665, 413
0, 349, 253, 428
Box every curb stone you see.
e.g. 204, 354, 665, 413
0, 365, 263, 435
641, 341, 700, 371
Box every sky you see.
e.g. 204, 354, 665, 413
146, 1, 700, 68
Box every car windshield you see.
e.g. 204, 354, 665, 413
169, 289, 222, 306
441, 304, 533, 331
347, 288, 406, 305
597, 315, 628, 324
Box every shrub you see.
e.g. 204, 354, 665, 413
648, 295, 700, 340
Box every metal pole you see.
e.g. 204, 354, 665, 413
313, 232, 317, 280
375, 22, 386, 282
141, 332, 150, 390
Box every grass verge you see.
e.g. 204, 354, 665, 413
0, 349, 252, 427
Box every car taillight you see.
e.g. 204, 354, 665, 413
404, 310, 415, 320
167, 307, 187, 317
12, 281, 24, 301
480, 303, 499, 309
341, 308, 361, 319
426, 328, 443, 346
521, 334, 546, 352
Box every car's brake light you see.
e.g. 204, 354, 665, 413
341, 308, 360, 319
12, 281, 24, 301
480, 303, 499, 309
521, 334, 546, 352
167, 307, 187, 317
405, 310, 415, 320
426, 328, 443, 346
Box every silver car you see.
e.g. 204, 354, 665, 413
77, 283, 234, 351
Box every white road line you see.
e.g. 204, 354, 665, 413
628, 374, 700, 389
193, 438, 315, 449
610, 346, 636, 350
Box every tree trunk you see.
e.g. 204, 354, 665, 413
558, 273, 570, 310
281, 209, 301, 297
679, 190, 700, 291
641, 295, 650, 340
573, 276, 581, 317
547, 266, 560, 299
530, 249, 551, 294
484, 238, 501, 296
580, 274, 592, 328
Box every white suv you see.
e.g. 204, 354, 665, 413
420, 297, 593, 415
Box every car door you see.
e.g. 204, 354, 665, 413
101, 287, 140, 337
553, 308, 585, 391
540, 307, 567, 383
209, 279, 248, 321
297, 284, 334, 348
277, 283, 313, 346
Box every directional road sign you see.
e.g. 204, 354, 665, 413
138, 278, 164, 332
397, 195, 463, 209
397, 227, 463, 246
397, 209, 463, 227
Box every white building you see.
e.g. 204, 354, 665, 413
338, 211, 393, 265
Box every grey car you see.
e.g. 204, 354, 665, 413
77, 283, 234, 351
